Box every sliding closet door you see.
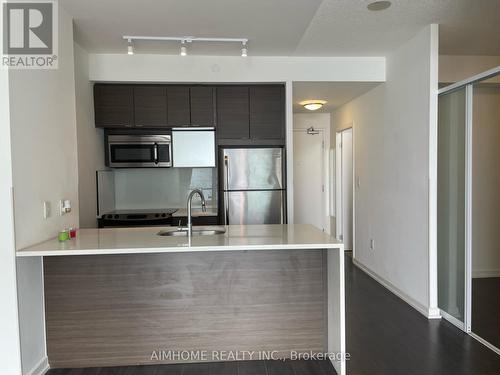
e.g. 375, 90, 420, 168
471, 81, 500, 348
437, 87, 467, 324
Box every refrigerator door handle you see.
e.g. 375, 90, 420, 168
224, 192, 229, 225
223, 155, 230, 191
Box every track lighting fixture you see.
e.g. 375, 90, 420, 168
123, 36, 249, 56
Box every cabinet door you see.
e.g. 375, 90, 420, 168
94, 85, 134, 128
167, 86, 191, 126
190, 86, 215, 126
217, 86, 249, 140
249, 85, 285, 140
133, 86, 167, 127
172, 130, 215, 167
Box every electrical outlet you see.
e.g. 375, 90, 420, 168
43, 201, 51, 219
370, 239, 375, 250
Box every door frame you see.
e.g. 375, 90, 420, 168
292, 122, 330, 234
335, 125, 355, 256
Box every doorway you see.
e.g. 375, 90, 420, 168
336, 127, 354, 252
293, 124, 329, 233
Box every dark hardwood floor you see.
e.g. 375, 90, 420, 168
472, 277, 500, 349
45, 360, 334, 375
47, 255, 500, 375
345, 254, 500, 375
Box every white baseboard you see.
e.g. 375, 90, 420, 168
26, 356, 49, 375
353, 258, 441, 319
472, 269, 500, 278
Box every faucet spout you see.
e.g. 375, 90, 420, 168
187, 189, 206, 238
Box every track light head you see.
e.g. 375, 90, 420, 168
127, 39, 134, 55
241, 41, 247, 57
180, 40, 187, 56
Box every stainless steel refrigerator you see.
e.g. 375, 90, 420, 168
221, 147, 286, 225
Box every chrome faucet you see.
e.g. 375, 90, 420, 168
185, 189, 207, 237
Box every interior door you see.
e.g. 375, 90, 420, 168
293, 129, 325, 232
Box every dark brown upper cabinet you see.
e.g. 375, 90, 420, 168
94, 84, 134, 128
167, 86, 191, 126
216, 86, 250, 140
249, 85, 285, 140
133, 86, 167, 127
94, 84, 285, 139
190, 86, 215, 127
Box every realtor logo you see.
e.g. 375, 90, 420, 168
2, 0, 58, 69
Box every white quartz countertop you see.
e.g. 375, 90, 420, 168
16, 224, 343, 257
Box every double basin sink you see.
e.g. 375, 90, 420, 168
157, 226, 226, 237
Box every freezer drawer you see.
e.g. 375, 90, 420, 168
222, 148, 284, 190
224, 190, 284, 225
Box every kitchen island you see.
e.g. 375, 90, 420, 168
18, 224, 345, 375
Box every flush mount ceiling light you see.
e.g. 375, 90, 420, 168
367, 1, 392, 11
300, 100, 327, 111
123, 36, 249, 57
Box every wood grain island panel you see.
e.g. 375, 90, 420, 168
44, 250, 327, 368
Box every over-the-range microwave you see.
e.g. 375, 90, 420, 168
105, 134, 172, 168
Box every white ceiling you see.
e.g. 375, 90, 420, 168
61, 0, 500, 56
293, 82, 380, 113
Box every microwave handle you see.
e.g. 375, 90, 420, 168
153, 143, 158, 164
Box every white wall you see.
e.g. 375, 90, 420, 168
9, 7, 79, 374
331, 25, 439, 317
74, 43, 104, 228
440, 55, 500, 84
89, 55, 385, 83
0, 7, 23, 373
472, 85, 500, 278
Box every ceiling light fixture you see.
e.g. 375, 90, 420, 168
127, 39, 134, 55
123, 36, 249, 56
241, 41, 248, 57
367, 1, 392, 11
180, 40, 187, 56
300, 100, 327, 111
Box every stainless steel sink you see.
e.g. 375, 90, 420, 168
157, 227, 226, 237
